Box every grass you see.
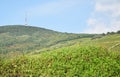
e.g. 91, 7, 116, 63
80, 34, 120, 52
0, 26, 120, 77
0, 25, 95, 55
0, 45, 120, 77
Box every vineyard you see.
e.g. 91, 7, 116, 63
0, 25, 120, 77
0, 46, 120, 77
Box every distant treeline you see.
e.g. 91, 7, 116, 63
103, 30, 120, 35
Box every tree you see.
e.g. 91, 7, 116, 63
107, 32, 115, 35
102, 33, 106, 36
117, 30, 120, 34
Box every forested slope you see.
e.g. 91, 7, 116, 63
0, 25, 95, 58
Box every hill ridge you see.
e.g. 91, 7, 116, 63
0, 25, 95, 57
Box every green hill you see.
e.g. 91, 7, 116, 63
73, 34, 120, 52
0, 25, 120, 77
0, 25, 95, 58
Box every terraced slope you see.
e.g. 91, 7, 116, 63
83, 34, 120, 52
0, 25, 120, 77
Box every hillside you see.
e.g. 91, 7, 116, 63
0, 25, 120, 77
77, 34, 120, 52
0, 45, 120, 77
0, 25, 95, 58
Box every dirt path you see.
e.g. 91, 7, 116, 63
108, 43, 120, 51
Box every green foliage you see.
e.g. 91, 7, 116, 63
0, 46, 120, 77
0, 25, 95, 57
0, 25, 119, 77
84, 34, 120, 52
106, 30, 120, 35
117, 30, 120, 34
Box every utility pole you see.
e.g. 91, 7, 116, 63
25, 12, 28, 26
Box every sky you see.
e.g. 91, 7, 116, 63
0, 0, 120, 33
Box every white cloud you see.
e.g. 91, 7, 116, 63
95, 0, 120, 17
85, 0, 120, 33
27, 0, 81, 17
87, 18, 96, 26
86, 18, 109, 33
